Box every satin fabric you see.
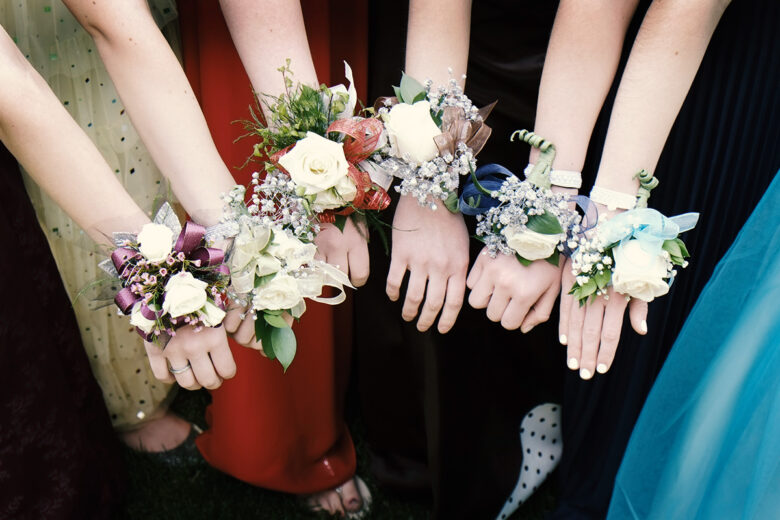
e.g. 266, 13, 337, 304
608, 172, 780, 519
177, 0, 368, 493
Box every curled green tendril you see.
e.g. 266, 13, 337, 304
633, 169, 659, 208
511, 129, 556, 190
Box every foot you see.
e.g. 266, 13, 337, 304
303, 477, 369, 517
120, 411, 192, 452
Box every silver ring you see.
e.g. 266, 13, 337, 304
168, 362, 192, 375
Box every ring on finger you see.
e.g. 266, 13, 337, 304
168, 361, 192, 374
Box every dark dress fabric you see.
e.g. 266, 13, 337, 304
552, 0, 780, 518
357, 2, 562, 519
0, 143, 125, 519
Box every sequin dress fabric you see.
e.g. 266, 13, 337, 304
0, 0, 180, 429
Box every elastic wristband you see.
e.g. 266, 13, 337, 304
589, 186, 637, 211
524, 163, 582, 189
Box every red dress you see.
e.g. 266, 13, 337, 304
177, 0, 367, 493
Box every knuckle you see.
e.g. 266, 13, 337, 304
601, 329, 620, 345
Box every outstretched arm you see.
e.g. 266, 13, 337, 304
387, 0, 473, 334
565, 0, 732, 379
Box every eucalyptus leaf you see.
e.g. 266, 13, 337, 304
264, 313, 289, 328
526, 211, 564, 235
399, 73, 426, 105
271, 326, 297, 372
333, 214, 347, 233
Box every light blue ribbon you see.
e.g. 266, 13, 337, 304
599, 208, 699, 257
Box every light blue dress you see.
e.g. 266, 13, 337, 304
608, 171, 780, 519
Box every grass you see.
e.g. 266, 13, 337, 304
119, 389, 556, 519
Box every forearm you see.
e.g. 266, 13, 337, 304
406, 0, 472, 89
595, 0, 731, 193
64, 0, 235, 226
219, 0, 318, 103
0, 31, 147, 245
532, 0, 639, 171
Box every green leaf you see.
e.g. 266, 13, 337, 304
271, 326, 297, 372
392, 85, 403, 102
580, 278, 598, 298
594, 269, 612, 290
444, 191, 460, 213
412, 91, 427, 104
662, 239, 682, 259
254, 317, 275, 360
675, 238, 690, 258
264, 313, 289, 328
255, 273, 276, 288
333, 214, 347, 233
545, 249, 560, 267
399, 73, 426, 105
526, 211, 564, 235
515, 253, 533, 266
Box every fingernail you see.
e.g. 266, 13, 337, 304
580, 368, 592, 380
559, 334, 568, 345
567, 357, 579, 370
640, 320, 648, 334
597, 363, 608, 374
521, 325, 531, 334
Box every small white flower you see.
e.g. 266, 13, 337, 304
136, 223, 174, 263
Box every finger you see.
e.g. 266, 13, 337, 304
401, 271, 427, 322
467, 274, 493, 309
189, 354, 221, 390
233, 313, 257, 346
347, 240, 370, 287
437, 273, 465, 334
167, 354, 200, 390
500, 298, 532, 331
209, 343, 237, 380
559, 280, 573, 346
416, 275, 446, 332
566, 301, 586, 373
326, 491, 345, 517
579, 300, 606, 380
486, 289, 511, 323
222, 305, 244, 334
628, 297, 649, 335
386, 257, 407, 302
596, 296, 629, 374
330, 251, 348, 277
145, 342, 175, 383
466, 253, 486, 289
520, 283, 559, 333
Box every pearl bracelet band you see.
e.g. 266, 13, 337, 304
589, 185, 637, 211
524, 164, 582, 189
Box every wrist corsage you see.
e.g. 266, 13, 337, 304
375, 72, 495, 212
221, 186, 352, 371
244, 60, 391, 235
569, 171, 699, 303
100, 203, 229, 345
460, 130, 592, 265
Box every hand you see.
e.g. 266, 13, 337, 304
558, 257, 648, 379
386, 195, 469, 333
223, 304, 293, 355
314, 217, 370, 287
467, 248, 563, 332
145, 325, 237, 390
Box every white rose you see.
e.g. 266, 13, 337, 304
311, 176, 358, 211
136, 223, 174, 263
198, 300, 226, 327
611, 240, 670, 302
252, 273, 304, 311
268, 232, 316, 270
130, 302, 158, 334
162, 272, 208, 318
384, 101, 441, 165
278, 132, 350, 194
503, 226, 563, 261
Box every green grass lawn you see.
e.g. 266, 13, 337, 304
119, 389, 556, 519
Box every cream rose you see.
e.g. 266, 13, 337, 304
137, 223, 174, 263
611, 240, 670, 302
130, 302, 157, 334
198, 300, 226, 327
162, 272, 208, 318
384, 101, 441, 165
268, 232, 316, 270
252, 273, 304, 311
503, 226, 563, 261
311, 175, 358, 211
278, 132, 350, 194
